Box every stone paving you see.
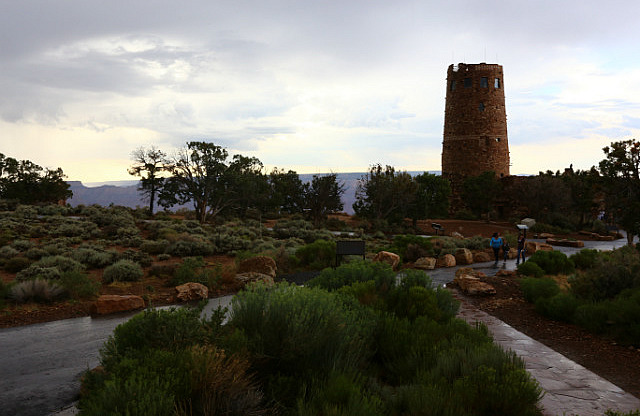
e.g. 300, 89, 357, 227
456, 295, 640, 416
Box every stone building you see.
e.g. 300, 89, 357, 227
442, 63, 510, 204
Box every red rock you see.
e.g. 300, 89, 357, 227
91, 295, 145, 315
237, 256, 277, 278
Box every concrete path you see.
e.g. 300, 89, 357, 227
456, 296, 640, 416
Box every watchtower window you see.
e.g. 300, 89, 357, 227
494, 78, 501, 88
478, 102, 485, 111
450, 81, 456, 91
495, 137, 501, 142
463, 78, 472, 88
480, 77, 488, 88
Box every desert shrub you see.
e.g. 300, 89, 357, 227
117, 249, 153, 268
517, 261, 545, 278
60, 271, 100, 300
570, 245, 640, 301
535, 292, 580, 323
8, 278, 66, 303
4, 256, 31, 273
49, 221, 96, 238
188, 346, 266, 416
14, 205, 38, 219
36, 204, 70, 216
166, 239, 214, 257
34, 255, 85, 273
140, 239, 170, 255
272, 219, 334, 243
148, 264, 178, 278
16, 265, 61, 281
229, 282, 375, 406
386, 234, 434, 262
307, 261, 396, 292
100, 306, 206, 366
79, 367, 177, 416
157, 253, 171, 261
574, 302, 610, 334
11, 239, 35, 252
591, 219, 608, 235
169, 257, 219, 288
526, 250, 574, 275
71, 248, 116, 269
461, 235, 491, 251
0, 245, 19, 259
453, 208, 477, 220
296, 371, 384, 416
529, 222, 569, 234
520, 277, 560, 303
102, 259, 144, 283
294, 239, 336, 270
570, 248, 601, 270
23, 247, 46, 260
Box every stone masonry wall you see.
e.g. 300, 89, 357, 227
442, 63, 510, 185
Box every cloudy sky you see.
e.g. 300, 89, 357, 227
2, 0, 640, 183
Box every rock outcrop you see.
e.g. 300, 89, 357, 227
546, 238, 585, 248
453, 268, 496, 296
234, 272, 275, 288
525, 241, 553, 254
454, 248, 473, 265
437, 254, 456, 268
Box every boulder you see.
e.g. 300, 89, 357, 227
414, 257, 437, 270
525, 241, 553, 254
453, 274, 496, 296
234, 272, 275, 287
450, 231, 464, 239
91, 295, 145, 315
538, 233, 555, 239
473, 251, 492, 262
373, 251, 400, 270
175, 282, 209, 301
237, 256, 277, 278
495, 269, 518, 278
546, 238, 585, 248
454, 248, 473, 265
521, 218, 536, 228
437, 254, 456, 268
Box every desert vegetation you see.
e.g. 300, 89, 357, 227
78, 262, 543, 416
518, 246, 640, 347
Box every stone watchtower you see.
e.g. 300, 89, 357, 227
442, 63, 510, 192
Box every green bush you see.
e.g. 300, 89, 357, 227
34, 255, 85, 273
386, 234, 434, 262
16, 265, 61, 281
294, 239, 336, 270
527, 250, 574, 275
570, 246, 640, 301
71, 248, 116, 269
520, 277, 560, 303
8, 278, 66, 303
570, 248, 600, 270
60, 271, 100, 300
307, 261, 395, 292
517, 261, 545, 278
100, 307, 206, 367
169, 257, 219, 288
535, 292, 580, 322
117, 249, 153, 268
4, 256, 31, 273
140, 239, 170, 255
229, 283, 375, 406
102, 260, 144, 283
574, 302, 610, 334
166, 239, 214, 257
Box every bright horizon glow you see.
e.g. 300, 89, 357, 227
2, 1, 640, 183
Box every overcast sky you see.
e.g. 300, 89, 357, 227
2, 0, 640, 183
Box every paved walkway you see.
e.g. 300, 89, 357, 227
456, 295, 640, 416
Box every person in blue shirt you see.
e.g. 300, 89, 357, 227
490, 232, 503, 265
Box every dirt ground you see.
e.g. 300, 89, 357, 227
2, 218, 639, 400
